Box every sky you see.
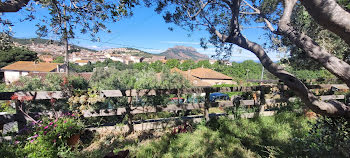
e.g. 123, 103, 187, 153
1, 3, 287, 62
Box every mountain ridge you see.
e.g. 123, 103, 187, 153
12, 37, 97, 52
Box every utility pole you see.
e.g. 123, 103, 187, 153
260, 66, 264, 85
246, 69, 250, 80
63, 5, 69, 75
260, 66, 264, 80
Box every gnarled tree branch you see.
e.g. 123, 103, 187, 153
278, 0, 350, 88
209, 0, 350, 117
0, 0, 30, 12
301, 0, 350, 46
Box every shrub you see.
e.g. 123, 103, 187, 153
22, 113, 83, 158
294, 116, 350, 157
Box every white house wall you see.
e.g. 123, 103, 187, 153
4, 70, 29, 84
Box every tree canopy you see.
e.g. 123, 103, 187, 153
0, 46, 37, 67
147, 0, 350, 117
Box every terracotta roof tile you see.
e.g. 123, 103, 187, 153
170, 68, 211, 87
75, 60, 90, 63
189, 67, 232, 80
1, 61, 61, 72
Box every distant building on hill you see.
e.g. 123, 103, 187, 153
74, 60, 90, 66
1, 61, 63, 84
39, 55, 54, 63
143, 56, 167, 63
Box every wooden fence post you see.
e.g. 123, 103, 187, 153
121, 90, 134, 134
204, 88, 210, 122
15, 100, 26, 134
258, 89, 266, 114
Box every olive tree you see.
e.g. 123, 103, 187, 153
146, 0, 350, 117
1, 0, 135, 74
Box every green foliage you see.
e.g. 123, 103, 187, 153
0, 47, 38, 68
89, 67, 119, 90
8, 76, 44, 91
133, 62, 149, 71
294, 117, 350, 157
44, 73, 64, 91
136, 112, 310, 157
0, 142, 23, 158
53, 56, 64, 63
0, 83, 7, 92
165, 59, 180, 69
82, 59, 131, 72
68, 88, 105, 111
69, 75, 89, 90
30, 0, 135, 41
195, 60, 211, 68
0, 101, 14, 113
158, 70, 192, 89
285, 66, 335, 81
23, 115, 83, 158
7, 74, 88, 91
91, 67, 191, 90
179, 60, 196, 71
149, 60, 164, 73
280, 3, 350, 69
70, 62, 94, 72
0, 33, 12, 51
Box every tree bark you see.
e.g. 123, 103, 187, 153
300, 0, 350, 46
278, 0, 350, 88
209, 0, 350, 117
230, 33, 350, 117
0, 0, 30, 12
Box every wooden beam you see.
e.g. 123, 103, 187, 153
0, 85, 277, 100
87, 111, 277, 132
0, 114, 15, 124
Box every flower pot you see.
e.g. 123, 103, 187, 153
67, 134, 80, 147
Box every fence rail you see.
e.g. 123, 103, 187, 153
0, 84, 348, 135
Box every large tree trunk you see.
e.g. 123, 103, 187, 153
211, 0, 350, 117
300, 0, 350, 46
0, 0, 30, 12
231, 33, 350, 117
278, 0, 350, 88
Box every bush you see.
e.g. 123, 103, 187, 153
21, 114, 83, 158
294, 116, 350, 157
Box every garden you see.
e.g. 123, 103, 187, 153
0, 69, 349, 158
1, 102, 350, 158
0, 66, 344, 157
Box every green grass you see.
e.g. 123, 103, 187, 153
134, 111, 310, 157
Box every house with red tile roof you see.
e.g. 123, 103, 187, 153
1, 61, 63, 84
171, 67, 236, 87
74, 60, 90, 66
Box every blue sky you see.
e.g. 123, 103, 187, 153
1, 4, 286, 62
